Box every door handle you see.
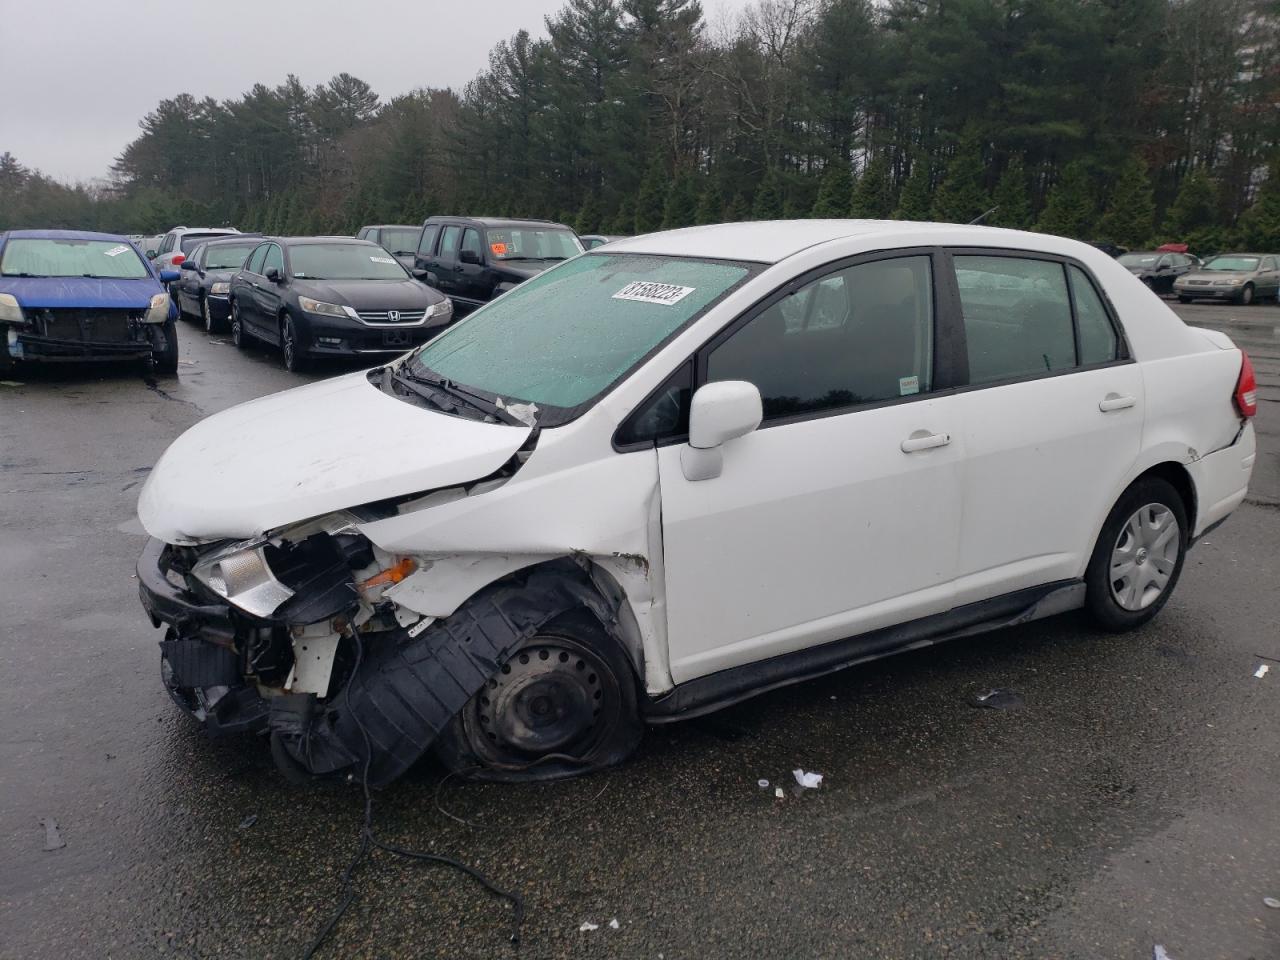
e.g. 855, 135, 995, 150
1098, 394, 1136, 413
901, 431, 951, 453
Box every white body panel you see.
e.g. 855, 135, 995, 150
139, 221, 1255, 699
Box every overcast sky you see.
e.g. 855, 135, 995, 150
2, 0, 753, 184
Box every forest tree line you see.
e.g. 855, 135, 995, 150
2, 0, 1280, 252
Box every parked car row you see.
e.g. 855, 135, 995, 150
1114, 245, 1280, 305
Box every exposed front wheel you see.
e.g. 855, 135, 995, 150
230, 300, 248, 349
434, 609, 644, 781
1177, 295, 1192, 303
202, 296, 223, 334
1084, 477, 1188, 632
1238, 283, 1255, 306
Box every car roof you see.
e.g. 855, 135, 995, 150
282, 236, 379, 246
201, 235, 262, 245
603, 220, 1108, 265
424, 216, 571, 229
2, 228, 132, 243
172, 226, 238, 234
363, 224, 418, 230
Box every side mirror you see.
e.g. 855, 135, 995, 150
459, 249, 482, 265
680, 381, 763, 481
265, 267, 284, 283
158, 269, 181, 283
179, 260, 198, 271
145, 250, 158, 260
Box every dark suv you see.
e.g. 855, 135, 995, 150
412, 217, 583, 315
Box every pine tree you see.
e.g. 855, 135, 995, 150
610, 196, 636, 235
892, 158, 932, 221
724, 192, 751, 223
662, 174, 699, 228
634, 158, 668, 233
1162, 168, 1218, 240
849, 154, 893, 219
990, 157, 1032, 229
1035, 162, 1095, 239
930, 138, 990, 224
694, 179, 724, 225
1237, 164, 1280, 251
810, 159, 853, 217
574, 192, 603, 234
1095, 155, 1155, 248
751, 169, 784, 220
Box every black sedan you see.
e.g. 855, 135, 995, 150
175, 235, 263, 332
227, 237, 453, 371
1117, 250, 1200, 295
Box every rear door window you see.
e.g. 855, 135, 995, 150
1069, 266, 1119, 365
954, 256, 1076, 384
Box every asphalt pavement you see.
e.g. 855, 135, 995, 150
1, 301, 1278, 959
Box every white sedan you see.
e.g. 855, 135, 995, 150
136, 221, 1257, 785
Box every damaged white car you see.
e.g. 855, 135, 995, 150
136, 221, 1257, 785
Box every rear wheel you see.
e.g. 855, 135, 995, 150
1084, 477, 1187, 632
434, 609, 643, 782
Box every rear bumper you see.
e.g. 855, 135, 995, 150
1187, 422, 1256, 537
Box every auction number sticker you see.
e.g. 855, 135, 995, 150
103, 245, 130, 257
369, 256, 396, 264
612, 281, 696, 306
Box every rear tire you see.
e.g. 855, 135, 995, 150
1084, 476, 1188, 632
434, 607, 644, 782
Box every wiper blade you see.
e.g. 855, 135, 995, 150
395, 366, 525, 426
4, 272, 48, 278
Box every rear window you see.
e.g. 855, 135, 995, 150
204, 243, 259, 271
0, 237, 150, 279
180, 233, 233, 254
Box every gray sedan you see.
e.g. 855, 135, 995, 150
1174, 253, 1280, 305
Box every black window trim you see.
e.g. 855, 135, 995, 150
942, 245, 1133, 396
245, 241, 270, 276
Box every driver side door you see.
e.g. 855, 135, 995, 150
655, 251, 964, 683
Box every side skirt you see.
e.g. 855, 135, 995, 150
643, 580, 1086, 723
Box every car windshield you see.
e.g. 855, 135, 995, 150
290, 243, 409, 280
0, 237, 150, 279
180, 233, 234, 254
487, 226, 584, 261
205, 243, 258, 270
379, 228, 420, 255
1118, 254, 1158, 267
407, 253, 755, 416
1202, 256, 1259, 272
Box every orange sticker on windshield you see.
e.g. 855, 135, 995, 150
490, 242, 508, 255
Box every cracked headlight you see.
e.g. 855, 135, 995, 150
299, 296, 351, 318
210, 282, 230, 295
192, 539, 294, 618
0, 293, 25, 325
145, 292, 170, 323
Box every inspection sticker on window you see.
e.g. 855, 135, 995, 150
612, 281, 696, 306
899, 375, 920, 396
369, 255, 396, 264
103, 245, 130, 257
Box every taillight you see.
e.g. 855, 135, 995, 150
171, 253, 186, 265
1234, 350, 1257, 418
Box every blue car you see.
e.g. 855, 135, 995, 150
0, 229, 182, 375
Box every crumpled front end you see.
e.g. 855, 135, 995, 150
138, 519, 624, 786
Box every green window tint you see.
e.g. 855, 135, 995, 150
410, 253, 752, 410
1069, 265, 1119, 365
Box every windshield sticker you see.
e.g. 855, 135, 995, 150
490, 242, 509, 255
899, 375, 920, 396
103, 245, 130, 257
612, 281, 696, 306
370, 255, 396, 264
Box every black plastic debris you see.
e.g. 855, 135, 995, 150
969, 688, 1024, 711
40, 817, 65, 851
238, 814, 258, 830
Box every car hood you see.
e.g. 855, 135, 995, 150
0, 275, 160, 309
496, 261, 555, 281
137, 370, 532, 544
204, 270, 238, 284
294, 278, 443, 309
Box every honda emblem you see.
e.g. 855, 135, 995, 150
387, 310, 401, 322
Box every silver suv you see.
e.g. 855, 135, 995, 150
150, 226, 241, 274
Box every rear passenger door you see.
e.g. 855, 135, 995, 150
658, 251, 964, 681
948, 251, 1142, 605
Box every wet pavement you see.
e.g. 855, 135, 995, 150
1, 302, 1278, 959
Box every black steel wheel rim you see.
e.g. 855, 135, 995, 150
462, 634, 621, 765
